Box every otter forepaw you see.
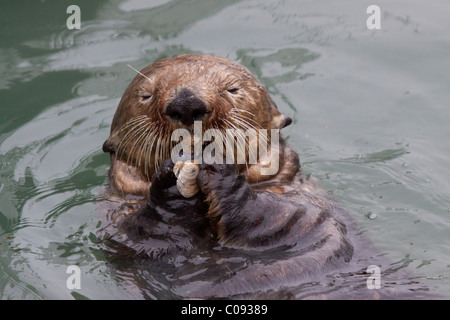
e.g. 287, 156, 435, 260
197, 161, 242, 194
150, 158, 177, 191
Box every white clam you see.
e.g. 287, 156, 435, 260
173, 160, 200, 198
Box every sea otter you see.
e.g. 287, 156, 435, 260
101, 54, 354, 298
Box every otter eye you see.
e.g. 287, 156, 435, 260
227, 88, 239, 94
140, 94, 152, 101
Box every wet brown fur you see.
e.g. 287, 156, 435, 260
101, 54, 354, 298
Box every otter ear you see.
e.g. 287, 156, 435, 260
268, 99, 292, 129
271, 114, 292, 129
282, 115, 292, 128
102, 135, 119, 153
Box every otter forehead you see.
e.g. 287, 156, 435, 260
139, 54, 259, 89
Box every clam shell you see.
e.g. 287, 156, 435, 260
173, 160, 199, 198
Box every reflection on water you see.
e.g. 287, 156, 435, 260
97, 204, 439, 299
1, 0, 450, 299
341, 145, 410, 164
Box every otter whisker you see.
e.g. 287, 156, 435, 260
231, 124, 250, 173
230, 109, 261, 129
229, 111, 269, 167
126, 121, 151, 165
128, 64, 167, 95
117, 118, 150, 160
231, 115, 257, 132
127, 64, 152, 82
116, 115, 148, 134
229, 117, 259, 166
117, 118, 149, 150
229, 114, 254, 133
235, 119, 269, 154
161, 127, 170, 165
158, 127, 171, 169
127, 123, 150, 167
120, 121, 148, 160
229, 109, 261, 129
154, 129, 163, 171
229, 107, 256, 117
155, 131, 167, 170
139, 123, 157, 178
224, 118, 249, 173
230, 113, 269, 147
143, 136, 154, 179
158, 126, 166, 169
229, 107, 253, 115
227, 54, 245, 72
140, 129, 151, 179
144, 126, 159, 179
165, 130, 171, 162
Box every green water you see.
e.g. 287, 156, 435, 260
1, 0, 449, 299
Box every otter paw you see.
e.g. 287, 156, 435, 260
149, 158, 206, 210
150, 158, 177, 191
197, 161, 243, 194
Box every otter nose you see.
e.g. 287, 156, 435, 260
165, 88, 208, 126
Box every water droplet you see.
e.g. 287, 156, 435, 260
368, 213, 377, 220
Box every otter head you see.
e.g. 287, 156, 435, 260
103, 54, 293, 195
